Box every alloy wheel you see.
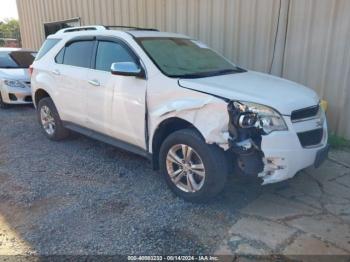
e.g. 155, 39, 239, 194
166, 144, 206, 193
40, 105, 56, 135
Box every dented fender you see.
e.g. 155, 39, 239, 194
148, 95, 288, 186
149, 96, 231, 151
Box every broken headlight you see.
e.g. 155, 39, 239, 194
240, 102, 288, 134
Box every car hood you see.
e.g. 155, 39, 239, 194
0, 68, 30, 82
178, 71, 319, 115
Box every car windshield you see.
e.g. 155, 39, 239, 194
137, 37, 244, 78
0, 51, 37, 69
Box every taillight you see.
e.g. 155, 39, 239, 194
29, 65, 34, 76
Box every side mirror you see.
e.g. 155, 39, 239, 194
111, 62, 144, 78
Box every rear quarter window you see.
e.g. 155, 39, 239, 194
55, 48, 64, 64
35, 38, 61, 60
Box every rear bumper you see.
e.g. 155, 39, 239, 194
259, 115, 328, 185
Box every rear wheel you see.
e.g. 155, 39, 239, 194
159, 128, 228, 202
0, 92, 9, 109
37, 97, 69, 140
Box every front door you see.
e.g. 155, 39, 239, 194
85, 39, 147, 149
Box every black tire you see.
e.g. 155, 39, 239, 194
37, 97, 69, 140
159, 128, 228, 203
0, 92, 9, 109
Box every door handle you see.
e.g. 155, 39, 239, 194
88, 79, 100, 86
52, 69, 60, 75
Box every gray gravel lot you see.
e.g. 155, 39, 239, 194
0, 105, 350, 258
0, 105, 264, 255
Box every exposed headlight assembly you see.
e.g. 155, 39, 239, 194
4, 79, 25, 88
232, 101, 288, 134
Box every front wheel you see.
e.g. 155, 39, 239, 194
159, 129, 228, 202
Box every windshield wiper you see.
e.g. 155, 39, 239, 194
177, 72, 212, 79
178, 68, 243, 79
211, 69, 238, 75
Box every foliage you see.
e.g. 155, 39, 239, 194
0, 19, 21, 43
329, 134, 350, 150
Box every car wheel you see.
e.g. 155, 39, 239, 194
159, 128, 228, 202
37, 97, 69, 140
0, 92, 9, 109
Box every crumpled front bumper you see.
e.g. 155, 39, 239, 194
259, 114, 328, 185
0, 85, 32, 104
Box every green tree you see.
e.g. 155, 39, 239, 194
0, 19, 21, 46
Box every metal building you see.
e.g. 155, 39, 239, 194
16, 0, 350, 139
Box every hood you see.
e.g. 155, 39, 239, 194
0, 68, 30, 82
178, 71, 319, 115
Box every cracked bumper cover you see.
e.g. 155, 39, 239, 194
259, 116, 328, 185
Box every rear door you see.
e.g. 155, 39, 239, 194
85, 37, 147, 148
53, 37, 95, 126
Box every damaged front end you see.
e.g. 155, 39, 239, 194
227, 101, 288, 183
150, 94, 290, 184
227, 101, 265, 176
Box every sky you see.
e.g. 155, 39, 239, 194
0, 0, 19, 21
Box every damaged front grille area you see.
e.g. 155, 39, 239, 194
297, 128, 323, 148
291, 105, 319, 122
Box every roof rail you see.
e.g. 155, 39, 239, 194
55, 25, 106, 34
54, 25, 159, 35
104, 25, 159, 31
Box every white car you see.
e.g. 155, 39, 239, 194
31, 26, 329, 202
0, 48, 36, 108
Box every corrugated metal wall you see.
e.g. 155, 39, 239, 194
283, 0, 350, 139
16, 0, 350, 139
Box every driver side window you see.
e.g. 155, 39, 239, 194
95, 41, 136, 72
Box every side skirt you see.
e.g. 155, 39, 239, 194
63, 122, 151, 160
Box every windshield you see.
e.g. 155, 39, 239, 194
137, 37, 244, 78
0, 51, 36, 69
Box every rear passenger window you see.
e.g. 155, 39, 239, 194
95, 41, 136, 72
63, 41, 94, 68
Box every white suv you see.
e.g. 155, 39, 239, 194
31, 26, 329, 202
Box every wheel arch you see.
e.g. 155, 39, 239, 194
151, 117, 204, 170
34, 89, 51, 108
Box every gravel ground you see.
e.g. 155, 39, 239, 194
2, 105, 349, 258
0, 105, 265, 255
